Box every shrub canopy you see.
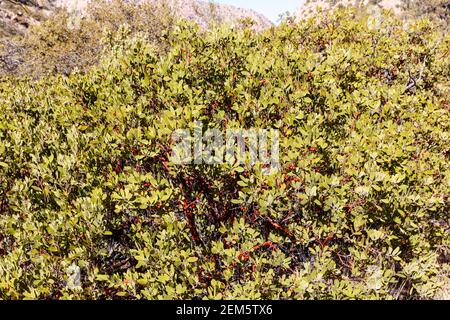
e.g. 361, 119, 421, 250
0, 8, 449, 299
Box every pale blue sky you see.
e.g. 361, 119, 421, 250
214, 0, 305, 23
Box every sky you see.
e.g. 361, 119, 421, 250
213, 0, 305, 23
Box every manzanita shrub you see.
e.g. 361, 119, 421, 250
0, 8, 449, 300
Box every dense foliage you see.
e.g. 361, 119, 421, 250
0, 8, 449, 299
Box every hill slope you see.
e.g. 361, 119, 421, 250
295, 0, 450, 31
0, 0, 272, 38
296, 0, 402, 18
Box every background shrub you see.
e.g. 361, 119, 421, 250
0, 0, 175, 77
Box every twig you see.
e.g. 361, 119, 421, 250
405, 55, 428, 92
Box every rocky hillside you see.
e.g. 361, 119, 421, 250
295, 0, 450, 31
157, 0, 273, 29
296, 0, 402, 18
0, 0, 272, 38
0, 1, 51, 37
